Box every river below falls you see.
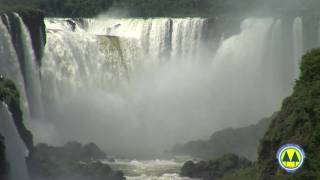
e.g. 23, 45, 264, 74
104, 159, 199, 180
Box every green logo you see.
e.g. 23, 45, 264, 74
277, 144, 305, 173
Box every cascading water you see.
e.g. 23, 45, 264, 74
0, 14, 29, 116
2, 12, 320, 180
0, 103, 30, 180
39, 16, 308, 158
293, 17, 303, 79
0, 13, 44, 128
15, 14, 44, 119
0, 13, 43, 180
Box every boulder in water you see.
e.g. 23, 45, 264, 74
180, 154, 251, 180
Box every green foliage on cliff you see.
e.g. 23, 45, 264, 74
0, 0, 113, 17
0, 77, 34, 151
183, 49, 320, 180
218, 164, 258, 180
257, 49, 320, 179
0, 77, 20, 110
3, 0, 320, 17
0, 78, 21, 180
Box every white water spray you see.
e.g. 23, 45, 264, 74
0, 103, 30, 180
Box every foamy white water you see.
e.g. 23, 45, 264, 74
106, 159, 197, 180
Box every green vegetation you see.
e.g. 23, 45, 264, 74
0, 77, 34, 151
0, 0, 112, 17
182, 49, 320, 179
27, 141, 124, 180
0, 0, 254, 17
218, 164, 258, 180
257, 49, 320, 179
0, 77, 25, 180
2, 0, 320, 17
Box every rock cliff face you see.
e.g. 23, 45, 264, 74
0, 134, 8, 180
27, 142, 125, 180
181, 49, 320, 180
0, 77, 33, 180
173, 116, 274, 161
0, 8, 46, 65
258, 49, 320, 179
0, 77, 34, 151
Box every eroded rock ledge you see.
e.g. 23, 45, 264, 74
27, 141, 125, 180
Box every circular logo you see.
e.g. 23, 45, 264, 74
277, 144, 305, 173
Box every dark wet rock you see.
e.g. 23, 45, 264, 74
107, 158, 116, 163
0, 8, 46, 66
82, 142, 107, 160
66, 19, 76, 31
27, 142, 124, 180
0, 77, 34, 152
0, 134, 9, 180
180, 154, 251, 180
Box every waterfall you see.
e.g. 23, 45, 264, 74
212, 18, 281, 122
293, 17, 303, 79
3, 15, 319, 157
82, 18, 205, 62
0, 15, 29, 114
171, 18, 205, 61
42, 17, 206, 102
40, 17, 315, 156
0, 103, 30, 180
15, 14, 44, 119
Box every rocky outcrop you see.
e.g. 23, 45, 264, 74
0, 134, 8, 180
0, 77, 33, 179
258, 49, 320, 179
180, 154, 251, 180
27, 142, 125, 180
0, 77, 33, 151
0, 8, 46, 65
172, 116, 274, 160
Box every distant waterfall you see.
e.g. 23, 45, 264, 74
83, 18, 205, 62
0, 103, 30, 180
42, 18, 206, 101
211, 18, 301, 118
293, 17, 303, 79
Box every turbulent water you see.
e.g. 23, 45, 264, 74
106, 159, 197, 180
